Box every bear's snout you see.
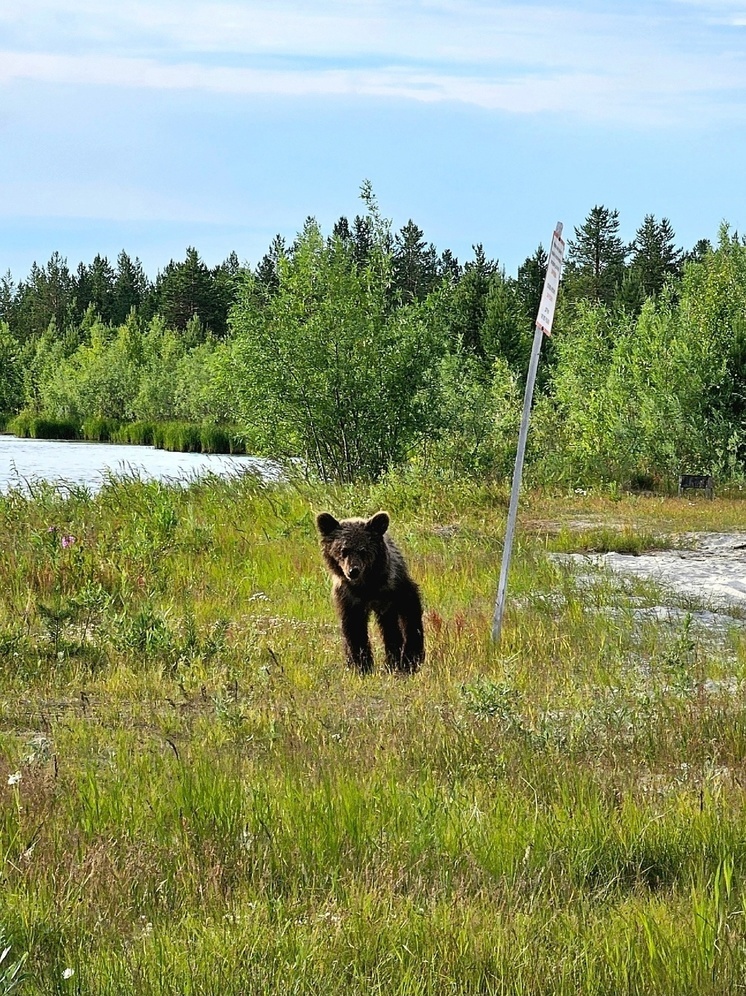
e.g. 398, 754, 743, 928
342, 558, 365, 582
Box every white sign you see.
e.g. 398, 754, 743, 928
536, 224, 565, 336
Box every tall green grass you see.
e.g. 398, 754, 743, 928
110, 420, 250, 453
0, 476, 745, 992
148, 421, 250, 454
7, 412, 80, 439
81, 416, 122, 442
110, 420, 156, 446
7, 414, 251, 454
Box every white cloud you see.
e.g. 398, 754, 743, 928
2, 1, 746, 124
1, 46, 744, 125
0, 1, 675, 70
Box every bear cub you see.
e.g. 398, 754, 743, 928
316, 510, 425, 674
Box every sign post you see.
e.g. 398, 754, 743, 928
491, 222, 565, 643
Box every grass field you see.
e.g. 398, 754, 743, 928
1, 470, 746, 994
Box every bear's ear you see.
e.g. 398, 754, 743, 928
316, 512, 340, 537
366, 511, 390, 535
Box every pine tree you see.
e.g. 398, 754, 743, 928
0, 271, 15, 326
438, 249, 461, 283
351, 215, 374, 267
684, 238, 712, 266
211, 251, 243, 337
481, 271, 527, 372
332, 216, 352, 242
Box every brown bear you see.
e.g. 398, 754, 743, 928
316, 510, 425, 674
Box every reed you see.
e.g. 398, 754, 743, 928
81, 417, 122, 442
7, 412, 80, 439
111, 421, 156, 446
152, 421, 202, 453
199, 423, 231, 454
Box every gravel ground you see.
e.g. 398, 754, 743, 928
551, 532, 746, 626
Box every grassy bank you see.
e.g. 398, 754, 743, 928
1, 474, 746, 993
5, 414, 253, 455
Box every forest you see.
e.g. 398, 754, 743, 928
1, 184, 744, 488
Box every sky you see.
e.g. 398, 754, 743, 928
3, 0, 746, 281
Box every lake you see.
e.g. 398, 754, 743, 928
0, 435, 275, 493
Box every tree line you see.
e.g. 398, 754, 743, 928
1, 185, 743, 487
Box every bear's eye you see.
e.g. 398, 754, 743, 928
340, 547, 351, 557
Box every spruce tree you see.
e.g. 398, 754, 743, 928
392, 221, 438, 302
566, 206, 628, 305
255, 235, 286, 294
74, 254, 116, 324
448, 244, 497, 356
629, 214, 682, 299
112, 252, 150, 325
13, 253, 75, 341
156, 247, 217, 335
515, 245, 548, 329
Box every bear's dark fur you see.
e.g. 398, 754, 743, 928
316, 510, 425, 674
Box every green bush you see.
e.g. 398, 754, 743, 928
228, 214, 444, 482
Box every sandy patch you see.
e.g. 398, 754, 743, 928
552, 532, 746, 614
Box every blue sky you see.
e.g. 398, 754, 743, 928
2, 0, 746, 280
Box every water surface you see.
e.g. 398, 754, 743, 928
0, 435, 272, 493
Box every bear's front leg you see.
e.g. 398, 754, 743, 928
376, 608, 405, 672
337, 601, 374, 674
400, 622, 425, 673
399, 583, 425, 673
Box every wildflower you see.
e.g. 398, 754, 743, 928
62, 967, 75, 979
61, 535, 76, 548
7, 771, 21, 786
